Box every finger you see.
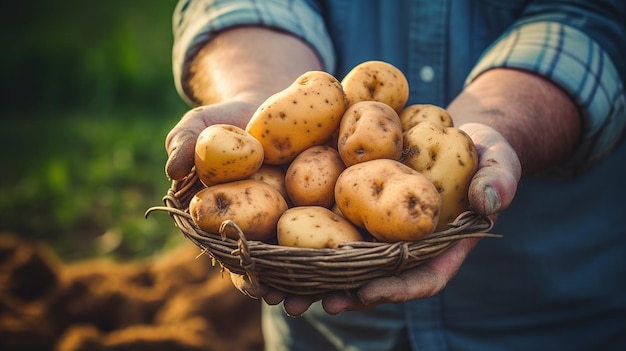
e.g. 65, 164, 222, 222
470, 164, 518, 215
357, 238, 479, 305
460, 123, 521, 215
262, 289, 288, 305
164, 107, 212, 180
165, 129, 198, 180
321, 290, 370, 314
283, 294, 322, 317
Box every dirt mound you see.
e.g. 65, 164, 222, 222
0, 234, 263, 351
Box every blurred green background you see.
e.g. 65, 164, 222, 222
0, 1, 191, 261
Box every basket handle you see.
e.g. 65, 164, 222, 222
220, 220, 260, 290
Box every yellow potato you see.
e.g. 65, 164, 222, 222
335, 159, 441, 242
341, 60, 409, 113
189, 179, 288, 242
194, 124, 264, 187
399, 104, 454, 132
402, 121, 478, 230
337, 101, 403, 166
285, 145, 346, 208
247, 164, 290, 206
246, 71, 347, 165
277, 206, 364, 249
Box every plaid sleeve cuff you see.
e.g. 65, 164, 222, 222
466, 21, 626, 171
172, 0, 336, 105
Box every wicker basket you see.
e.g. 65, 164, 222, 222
146, 172, 498, 295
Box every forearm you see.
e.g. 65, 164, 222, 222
184, 26, 323, 109
448, 68, 582, 175
165, 26, 323, 179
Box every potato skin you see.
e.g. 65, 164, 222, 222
341, 60, 409, 113
277, 206, 364, 249
285, 145, 346, 208
194, 124, 264, 187
335, 159, 441, 242
399, 104, 454, 132
189, 179, 288, 242
402, 121, 478, 230
247, 164, 290, 205
337, 101, 403, 166
245, 71, 347, 165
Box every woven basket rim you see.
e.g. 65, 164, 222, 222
146, 172, 498, 295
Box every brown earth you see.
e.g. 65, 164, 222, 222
0, 233, 264, 351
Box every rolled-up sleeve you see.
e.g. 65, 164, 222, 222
466, 4, 626, 171
172, 0, 335, 105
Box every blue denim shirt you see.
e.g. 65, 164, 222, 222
173, 1, 626, 349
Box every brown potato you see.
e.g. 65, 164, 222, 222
402, 121, 478, 230
334, 159, 441, 242
399, 104, 454, 132
189, 179, 288, 242
247, 164, 290, 205
341, 60, 409, 113
194, 124, 264, 187
245, 71, 347, 165
285, 145, 346, 208
337, 101, 403, 166
277, 206, 364, 249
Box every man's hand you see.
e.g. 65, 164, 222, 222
165, 26, 323, 180
165, 100, 259, 180
461, 123, 522, 216
229, 238, 482, 317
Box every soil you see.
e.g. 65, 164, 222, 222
0, 233, 264, 351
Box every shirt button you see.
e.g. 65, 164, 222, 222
420, 65, 435, 82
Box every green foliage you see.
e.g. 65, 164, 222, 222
2, 1, 182, 113
0, 0, 193, 260
0, 112, 187, 261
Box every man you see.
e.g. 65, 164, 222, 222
166, 1, 626, 349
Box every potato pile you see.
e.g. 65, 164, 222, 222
189, 61, 478, 248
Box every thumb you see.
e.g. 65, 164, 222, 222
165, 128, 198, 180
164, 107, 213, 180
460, 123, 521, 215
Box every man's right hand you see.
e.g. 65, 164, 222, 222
165, 24, 323, 180
164, 100, 259, 180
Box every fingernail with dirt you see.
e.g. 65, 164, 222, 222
484, 186, 501, 215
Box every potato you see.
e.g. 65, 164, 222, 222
189, 179, 288, 242
331, 203, 344, 217
194, 124, 264, 187
277, 206, 364, 249
337, 101, 403, 166
285, 145, 346, 208
399, 104, 454, 132
341, 60, 409, 113
247, 164, 290, 205
402, 121, 478, 230
246, 71, 347, 165
334, 159, 441, 242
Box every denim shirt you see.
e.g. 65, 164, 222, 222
172, 1, 626, 349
